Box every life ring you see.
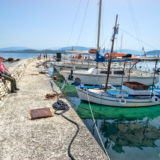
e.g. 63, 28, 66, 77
104, 53, 109, 59
119, 98, 126, 105
152, 96, 159, 103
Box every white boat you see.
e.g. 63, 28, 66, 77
60, 67, 158, 86
76, 82, 160, 107
53, 60, 96, 71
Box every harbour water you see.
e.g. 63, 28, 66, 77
2, 52, 160, 160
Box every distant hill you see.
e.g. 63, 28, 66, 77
59, 46, 91, 51
102, 49, 143, 55
0, 46, 160, 56
146, 50, 160, 55
0, 47, 32, 51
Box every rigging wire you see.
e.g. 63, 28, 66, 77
119, 33, 123, 52
119, 27, 158, 50
125, 0, 143, 48
86, 90, 110, 160
76, 0, 90, 45
67, 0, 82, 46
101, 35, 110, 51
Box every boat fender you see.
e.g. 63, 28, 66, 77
53, 75, 57, 80
152, 96, 159, 103
104, 53, 109, 59
155, 68, 160, 73
119, 98, 126, 105
74, 78, 81, 86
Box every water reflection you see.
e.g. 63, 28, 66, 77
77, 102, 160, 120
100, 121, 160, 153
77, 102, 160, 159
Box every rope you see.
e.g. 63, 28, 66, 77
52, 100, 79, 160
67, 0, 82, 46
125, 0, 142, 48
50, 81, 79, 160
119, 27, 158, 50
86, 90, 110, 160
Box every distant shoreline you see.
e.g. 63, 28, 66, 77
0, 50, 65, 54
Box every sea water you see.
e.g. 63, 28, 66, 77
0, 52, 39, 59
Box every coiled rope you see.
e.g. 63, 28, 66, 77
51, 81, 79, 160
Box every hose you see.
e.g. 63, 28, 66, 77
52, 100, 79, 160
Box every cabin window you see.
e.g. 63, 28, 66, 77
114, 71, 125, 75
100, 71, 111, 74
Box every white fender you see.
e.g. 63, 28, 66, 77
152, 96, 159, 103
119, 98, 126, 105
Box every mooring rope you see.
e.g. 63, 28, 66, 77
50, 80, 79, 160
86, 90, 110, 160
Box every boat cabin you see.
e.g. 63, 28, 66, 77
86, 68, 125, 75
122, 82, 150, 95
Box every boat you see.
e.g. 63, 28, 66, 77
60, 66, 158, 85
76, 15, 160, 107
76, 82, 160, 107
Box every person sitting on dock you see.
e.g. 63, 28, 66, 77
0, 56, 19, 93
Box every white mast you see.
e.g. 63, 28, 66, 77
96, 0, 102, 68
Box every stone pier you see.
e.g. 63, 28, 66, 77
0, 58, 109, 160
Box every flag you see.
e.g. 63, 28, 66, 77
96, 51, 105, 62
112, 26, 119, 38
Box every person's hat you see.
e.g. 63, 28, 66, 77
0, 56, 4, 60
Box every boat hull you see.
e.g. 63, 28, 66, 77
61, 71, 158, 86
76, 87, 160, 107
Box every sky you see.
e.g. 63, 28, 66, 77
0, 0, 160, 51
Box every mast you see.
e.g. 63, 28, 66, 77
142, 47, 146, 57
105, 14, 119, 91
96, 0, 102, 69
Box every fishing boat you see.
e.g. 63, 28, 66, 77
76, 82, 160, 107
76, 15, 160, 107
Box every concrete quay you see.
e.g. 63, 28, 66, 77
0, 58, 109, 160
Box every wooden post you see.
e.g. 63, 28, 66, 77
105, 14, 118, 91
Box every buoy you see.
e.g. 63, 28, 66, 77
53, 75, 57, 80
152, 96, 159, 103
104, 53, 109, 59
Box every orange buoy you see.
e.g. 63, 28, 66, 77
53, 75, 57, 80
